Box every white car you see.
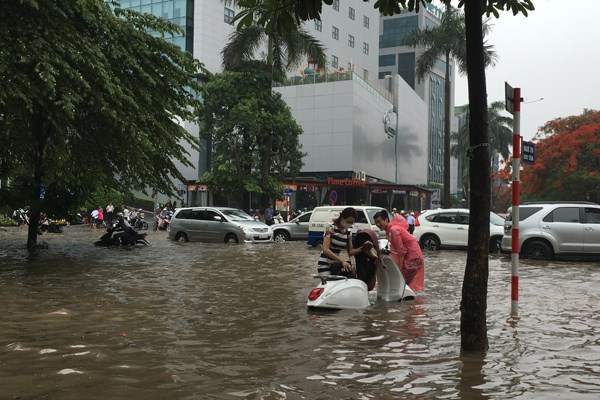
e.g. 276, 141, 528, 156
413, 208, 505, 252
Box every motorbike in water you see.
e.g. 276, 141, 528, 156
12, 208, 29, 226
307, 229, 416, 310
94, 217, 150, 246
131, 215, 149, 230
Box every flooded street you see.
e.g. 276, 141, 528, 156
1, 225, 599, 399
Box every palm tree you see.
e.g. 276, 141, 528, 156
222, 24, 327, 84
222, 0, 327, 84
220, 1, 327, 207
451, 101, 513, 206
403, 5, 497, 208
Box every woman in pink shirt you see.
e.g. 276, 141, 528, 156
374, 210, 424, 291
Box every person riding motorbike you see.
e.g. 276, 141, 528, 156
112, 214, 138, 241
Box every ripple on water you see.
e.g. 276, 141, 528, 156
1, 229, 600, 399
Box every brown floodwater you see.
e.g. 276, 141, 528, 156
0, 225, 599, 399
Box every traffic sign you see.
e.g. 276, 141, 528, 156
283, 188, 293, 197
522, 141, 535, 164
505, 82, 514, 114
329, 190, 338, 205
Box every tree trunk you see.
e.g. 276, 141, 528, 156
443, 49, 452, 208
461, 1, 490, 352
26, 113, 47, 248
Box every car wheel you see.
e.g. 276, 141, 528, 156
175, 232, 189, 242
420, 235, 440, 251
225, 233, 239, 244
273, 230, 290, 243
523, 240, 553, 261
489, 236, 502, 253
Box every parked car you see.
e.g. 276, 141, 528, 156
413, 208, 505, 252
307, 205, 386, 247
168, 207, 272, 243
501, 201, 600, 260
272, 211, 312, 243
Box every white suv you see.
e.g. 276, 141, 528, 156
501, 202, 600, 260
413, 208, 506, 252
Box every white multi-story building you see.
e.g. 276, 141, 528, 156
378, 3, 458, 195
117, 0, 433, 210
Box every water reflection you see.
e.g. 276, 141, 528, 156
0, 226, 599, 399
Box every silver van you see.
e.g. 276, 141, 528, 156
168, 207, 273, 243
307, 205, 387, 247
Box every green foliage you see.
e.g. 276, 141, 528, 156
83, 187, 126, 213
451, 101, 513, 175
0, 214, 18, 226
1, 0, 204, 246
199, 66, 305, 206
223, 23, 327, 83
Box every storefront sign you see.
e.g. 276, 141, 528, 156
392, 190, 406, 194
371, 189, 387, 194
187, 184, 207, 192
327, 177, 367, 187
299, 185, 317, 191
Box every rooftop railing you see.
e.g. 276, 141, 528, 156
273, 69, 393, 105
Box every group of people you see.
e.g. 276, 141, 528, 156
155, 200, 178, 230
316, 207, 424, 292
392, 208, 418, 234
88, 203, 146, 229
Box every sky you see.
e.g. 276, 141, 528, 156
453, 0, 600, 141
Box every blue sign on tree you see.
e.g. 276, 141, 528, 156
522, 141, 535, 165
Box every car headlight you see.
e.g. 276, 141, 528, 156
240, 226, 254, 233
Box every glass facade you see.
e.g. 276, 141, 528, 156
379, 54, 395, 67
397, 52, 416, 89
428, 73, 445, 185
378, 71, 392, 79
379, 16, 418, 48
117, 0, 194, 52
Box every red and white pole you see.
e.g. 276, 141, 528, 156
511, 88, 522, 317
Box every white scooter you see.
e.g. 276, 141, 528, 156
307, 229, 416, 310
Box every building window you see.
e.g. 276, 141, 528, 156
363, 42, 369, 55
349, 7, 355, 20
363, 15, 370, 28
315, 19, 322, 31
380, 16, 419, 48
332, 55, 339, 69
224, 7, 235, 24
363, 69, 369, 80
333, 0, 339, 11
379, 54, 395, 67
348, 61, 353, 71
348, 34, 354, 48
332, 26, 339, 40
